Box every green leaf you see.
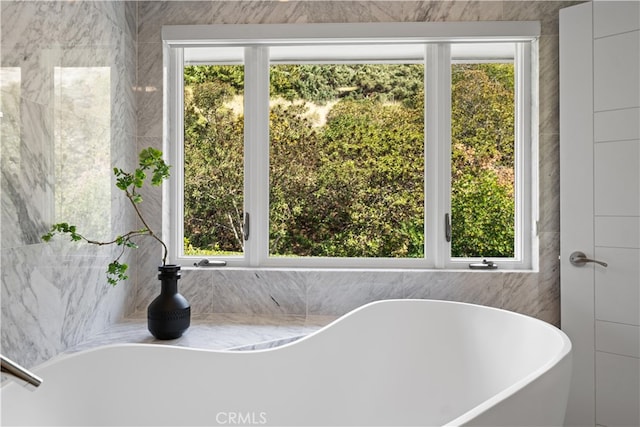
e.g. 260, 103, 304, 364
106, 261, 129, 286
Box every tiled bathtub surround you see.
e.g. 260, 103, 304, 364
134, 268, 547, 320
1, 1, 580, 369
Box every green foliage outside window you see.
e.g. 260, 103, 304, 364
183, 61, 515, 259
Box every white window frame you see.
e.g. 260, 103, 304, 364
163, 22, 540, 270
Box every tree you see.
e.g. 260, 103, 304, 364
183, 78, 244, 253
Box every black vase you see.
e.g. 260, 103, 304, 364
147, 265, 190, 340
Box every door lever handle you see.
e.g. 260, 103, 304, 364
569, 251, 608, 267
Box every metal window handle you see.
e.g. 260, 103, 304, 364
469, 259, 498, 270
193, 259, 227, 267
445, 213, 451, 242
244, 212, 250, 241
569, 251, 608, 268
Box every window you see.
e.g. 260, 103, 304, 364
163, 22, 539, 269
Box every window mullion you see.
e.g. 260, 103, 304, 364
244, 46, 270, 266
165, 45, 184, 265
425, 44, 452, 268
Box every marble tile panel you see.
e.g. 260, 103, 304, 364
111, 38, 138, 137
136, 136, 164, 156
42, 1, 122, 47
136, 73, 164, 138
403, 1, 503, 22
210, 269, 307, 316
402, 270, 436, 299
57, 266, 123, 348
538, 35, 560, 136
0, 2, 123, 50
125, 2, 138, 42
1, 84, 24, 249
1, 246, 67, 368
138, 1, 214, 44
1, 44, 56, 107
502, 272, 540, 318
539, 133, 560, 233
176, 268, 214, 313
90, 1, 136, 41
303, 1, 375, 24
537, 231, 560, 327
0, 2, 66, 48
306, 269, 405, 316
1, 98, 52, 248
136, 42, 163, 136
64, 2, 123, 48
413, 271, 505, 308
137, 41, 162, 90
368, 1, 407, 22
211, 1, 309, 25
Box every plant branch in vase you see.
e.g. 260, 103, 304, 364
42, 147, 190, 339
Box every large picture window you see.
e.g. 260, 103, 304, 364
164, 22, 539, 269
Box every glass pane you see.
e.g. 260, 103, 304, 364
451, 61, 515, 258
269, 62, 425, 258
183, 64, 245, 257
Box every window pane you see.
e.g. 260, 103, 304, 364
451, 61, 515, 258
269, 63, 425, 258
183, 64, 245, 257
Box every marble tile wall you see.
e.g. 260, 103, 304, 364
134, 0, 585, 328
1, 1, 139, 368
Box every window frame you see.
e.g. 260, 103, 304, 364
163, 22, 540, 270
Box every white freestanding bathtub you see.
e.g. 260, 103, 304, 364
1, 299, 571, 426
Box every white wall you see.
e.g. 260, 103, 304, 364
592, 2, 640, 426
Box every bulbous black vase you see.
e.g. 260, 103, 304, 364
147, 265, 190, 340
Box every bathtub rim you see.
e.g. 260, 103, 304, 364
430, 300, 572, 426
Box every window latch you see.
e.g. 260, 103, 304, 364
243, 212, 250, 241
469, 259, 498, 270
193, 259, 227, 267
445, 213, 451, 242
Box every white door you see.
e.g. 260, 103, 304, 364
560, 2, 640, 427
